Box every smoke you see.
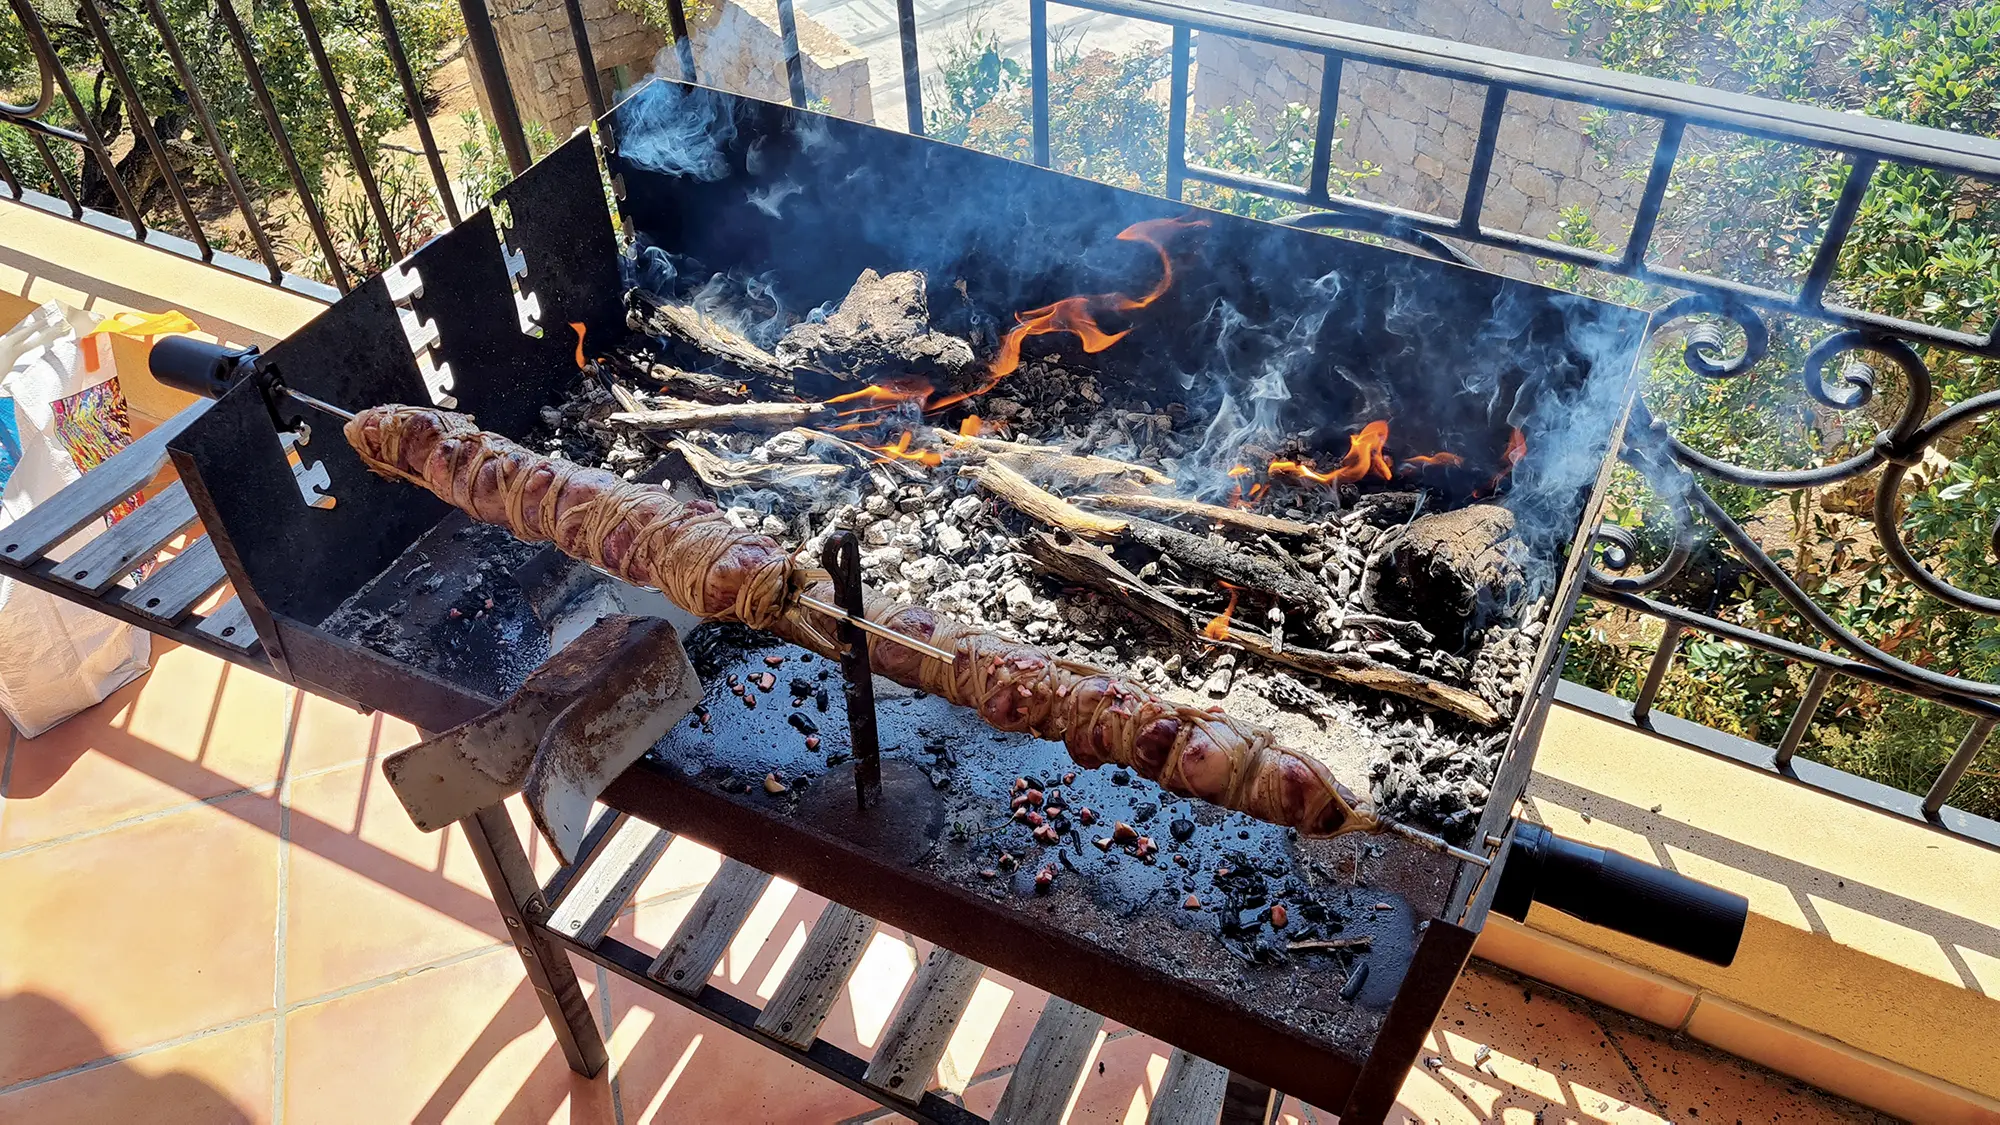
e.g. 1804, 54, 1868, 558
688, 269, 789, 350
747, 179, 804, 219
1499, 292, 1646, 600
616, 78, 734, 180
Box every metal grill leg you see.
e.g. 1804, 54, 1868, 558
464, 804, 610, 1076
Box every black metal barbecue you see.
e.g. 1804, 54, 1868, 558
2, 83, 1749, 1125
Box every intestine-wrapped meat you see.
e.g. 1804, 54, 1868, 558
346, 405, 1378, 836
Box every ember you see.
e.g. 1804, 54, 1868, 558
1202, 584, 1239, 641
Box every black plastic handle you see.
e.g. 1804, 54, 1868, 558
1493, 822, 1748, 966
150, 336, 260, 400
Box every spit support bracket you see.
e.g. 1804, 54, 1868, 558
382, 614, 700, 863
821, 530, 883, 809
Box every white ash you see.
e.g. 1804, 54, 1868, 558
550, 353, 1545, 829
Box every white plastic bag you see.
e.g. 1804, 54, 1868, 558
0, 301, 152, 737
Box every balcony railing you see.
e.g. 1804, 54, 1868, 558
7, 0, 2000, 850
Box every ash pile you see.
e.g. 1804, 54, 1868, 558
539, 253, 1555, 841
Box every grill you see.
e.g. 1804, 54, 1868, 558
7, 82, 1748, 1124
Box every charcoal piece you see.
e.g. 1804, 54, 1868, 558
1376, 503, 1524, 650
626, 288, 795, 396
774, 269, 975, 387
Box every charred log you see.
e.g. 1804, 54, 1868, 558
1375, 504, 1523, 650
774, 269, 975, 389
626, 289, 796, 398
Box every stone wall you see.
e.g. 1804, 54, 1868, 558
467, 0, 667, 137
467, 0, 873, 140
658, 0, 874, 124
1191, 0, 1642, 265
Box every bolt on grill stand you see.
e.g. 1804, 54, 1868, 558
822, 530, 883, 809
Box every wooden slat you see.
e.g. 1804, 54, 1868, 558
114, 534, 225, 622
989, 997, 1104, 1125
1218, 1071, 1279, 1125
1146, 1049, 1230, 1125
863, 947, 985, 1103
754, 902, 877, 1050
647, 859, 772, 995
544, 817, 672, 949
193, 595, 257, 650
51, 482, 196, 594
0, 401, 207, 566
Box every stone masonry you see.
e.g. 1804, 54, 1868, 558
467, 0, 872, 139
659, 0, 873, 123
467, 0, 668, 136
1192, 0, 1644, 271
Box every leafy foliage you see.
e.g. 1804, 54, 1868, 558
1554, 0, 2000, 816
1, 0, 461, 277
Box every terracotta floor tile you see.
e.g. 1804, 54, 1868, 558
1066, 1030, 1170, 1124
1596, 1002, 1888, 1124
0, 1016, 273, 1124
601, 972, 879, 1124
285, 691, 421, 779
2, 641, 291, 848
284, 759, 510, 1000
284, 948, 613, 1125
0, 793, 279, 1085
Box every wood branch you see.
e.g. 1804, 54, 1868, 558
607, 400, 830, 432
627, 290, 796, 396
1080, 492, 1313, 538
965, 461, 1131, 538
645, 363, 751, 403
932, 429, 1173, 488
1021, 530, 1187, 636
1221, 629, 1500, 725
1018, 528, 1501, 726
1119, 517, 1326, 611
669, 439, 846, 490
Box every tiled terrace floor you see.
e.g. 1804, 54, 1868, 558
0, 639, 1890, 1123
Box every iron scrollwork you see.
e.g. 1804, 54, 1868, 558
1586, 297, 2000, 703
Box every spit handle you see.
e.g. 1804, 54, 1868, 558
1492, 821, 1747, 966
150, 336, 260, 400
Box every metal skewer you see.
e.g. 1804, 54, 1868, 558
804, 593, 1492, 866
261, 393, 1495, 869
281, 385, 358, 422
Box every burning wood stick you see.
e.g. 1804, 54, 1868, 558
932, 429, 1173, 489
607, 400, 830, 432
343, 405, 1385, 839
1078, 492, 1314, 539
967, 459, 1327, 609
1021, 530, 1500, 725
670, 439, 847, 490
627, 290, 795, 396
963, 462, 1130, 539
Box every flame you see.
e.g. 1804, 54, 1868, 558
1482, 428, 1526, 493
1270, 420, 1393, 487
930, 215, 1208, 412
866, 431, 942, 467
959, 415, 984, 437
1201, 583, 1239, 641
1226, 464, 1253, 477
1404, 451, 1464, 469
826, 379, 935, 416
569, 322, 588, 370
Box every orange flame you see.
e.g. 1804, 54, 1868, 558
929, 215, 1209, 412
826, 379, 935, 416
1403, 451, 1464, 469
569, 322, 588, 370
1201, 583, 1239, 641
1270, 420, 1394, 487
1482, 428, 1526, 493
866, 431, 942, 467
959, 415, 984, 437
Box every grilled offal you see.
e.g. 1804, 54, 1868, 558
346, 404, 1380, 837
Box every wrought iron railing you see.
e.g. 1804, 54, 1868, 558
7, 0, 2000, 847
